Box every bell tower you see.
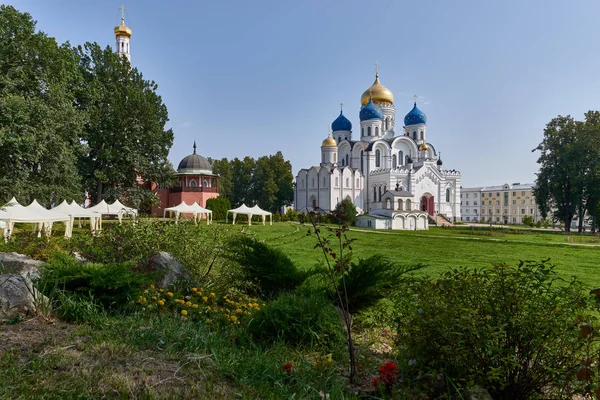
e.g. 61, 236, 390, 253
114, 5, 132, 62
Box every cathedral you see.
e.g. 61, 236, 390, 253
294, 70, 461, 230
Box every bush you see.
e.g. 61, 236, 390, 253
206, 196, 231, 221
40, 253, 155, 312
248, 293, 345, 350
333, 198, 357, 225
394, 260, 595, 399
225, 236, 305, 298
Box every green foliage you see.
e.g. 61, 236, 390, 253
522, 215, 534, 226
342, 256, 424, 314
0, 5, 85, 205
205, 196, 231, 221
394, 260, 595, 399
40, 253, 154, 312
225, 236, 305, 298
248, 293, 345, 350
333, 198, 357, 225
0, 230, 72, 261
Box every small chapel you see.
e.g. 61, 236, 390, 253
294, 68, 461, 230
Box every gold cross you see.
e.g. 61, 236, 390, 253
340, 103, 343, 111
119, 5, 126, 22
375, 61, 379, 77
413, 94, 417, 102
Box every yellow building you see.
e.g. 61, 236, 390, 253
477, 183, 540, 224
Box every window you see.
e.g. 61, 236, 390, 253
189, 179, 197, 187
333, 154, 336, 162
521, 200, 525, 204
360, 150, 364, 172
503, 192, 508, 206
512, 200, 516, 205
513, 217, 516, 222
335, 177, 338, 187
474, 201, 478, 205
407, 199, 412, 210
323, 177, 326, 186
446, 189, 450, 202
474, 193, 478, 198
346, 178, 349, 187
392, 155, 397, 168
345, 154, 349, 166
496, 200, 499, 206
412, 131, 416, 139
521, 209, 525, 214
378, 186, 382, 202
512, 192, 516, 196
466, 194, 470, 198
375, 126, 379, 136
312, 178, 315, 188
512, 209, 516, 214
466, 201, 469, 205
368, 127, 371, 136
466, 217, 470, 221
373, 187, 376, 200
341, 159, 345, 166
474, 209, 478, 214
420, 131, 424, 140
522, 191, 526, 196
398, 151, 403, 165
496, 192, 500, 197
398, 199, 403, 210
405, 155, 410, 164
530, 209, 534, 214
530, 200, 534, 205
361, 128, 364, 136
375, 150, 381, 168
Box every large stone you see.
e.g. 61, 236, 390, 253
0, 252, 44, 281
145, 252, 191, 288
0, 274, 47, 322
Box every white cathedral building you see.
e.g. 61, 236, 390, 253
294, 71, 461, 230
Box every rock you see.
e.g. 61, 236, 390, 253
465, 386, 493, 400
0, 252, 44, 281
145, 252, 191, 288
0, 274, 47, 322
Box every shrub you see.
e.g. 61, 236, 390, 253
248, 293, 345, 349
523, 215, 534, 226
206, 196, 231, 221
394, 260, 595, 399
40, 253, 155, 312
225, 236, 305, 298
333, 198, 357, 225
285, 208, 299, 222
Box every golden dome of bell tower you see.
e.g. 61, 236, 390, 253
114, 5, 132, 62
360, 62, 394, 106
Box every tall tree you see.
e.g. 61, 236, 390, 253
212, 157, 232, 199
0, 5, 85, 206
230, 156, 255, 207
74, 42, 174, 204
534, 115, 587, 232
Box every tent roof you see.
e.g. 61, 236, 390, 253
51, 200, 99, 218
249, 205, 272, 216
227, 204, 254, 214
165, 202, 212, 214
87, 200, 137, 215
0, 201, 69, 223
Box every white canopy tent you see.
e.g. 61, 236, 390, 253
249, 205, 273, 225
226, 204, 272, 226
87, 200, 138, 229
51, 200, 100, 234
1, 199, 71, 239
163, 202, 212, 224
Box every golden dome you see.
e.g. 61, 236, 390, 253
322, 135, 337, 147
360, 74, 394, 106
114, 21, 132, 38
419, 143, 429, 151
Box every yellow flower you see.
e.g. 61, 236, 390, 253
256, 307, 260, 311
151, 296, 157, 301
235, 309, 242, 314
230, 315, 238, 322
205, 318, 211, 324
192, 304, 199, 309
159, 289, 164, 293
167, 292, 174, 297
181, 309, 188, 316
143, 290, 149, 294
150, 284, 155, 289
192, 287, 198, 292
202, 296, 208, 302
158, 300, 165, 306
186, 301, 192, 307
209, 292, 215, 298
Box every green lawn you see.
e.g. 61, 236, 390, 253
237, 222, 600, 287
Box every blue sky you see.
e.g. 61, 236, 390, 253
7, 1, 600, 187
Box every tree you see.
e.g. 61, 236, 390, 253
212, 158, 232, 199
334, 198, 357, 225
74, 42, 174, 204
230, 157, 256, 207
0, 6, 85, 206
205, 196, 231, 221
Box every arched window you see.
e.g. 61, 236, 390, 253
333, 153, 336, 162
383, 185, 387, 194
375, 126, 379, 136
345, 154, 349, 166
385, 118, 389, 130
375, 150, 381, 167
406, 199, 412, 210
399, 151, 404, 165
367, 127, 371, 136
373, 186, 376, 201
412, 131, 416, 140
337, 137, 341, 143
346, 178, 349, 187
323, 177, 326, 186
356, 179, 359, 188
392, 155, 397, 168
361, 128, 364, 136
312, 178, 315, 188
378, 186, 382, 202
405, 155, 410, 164
398, 199, 403, 210
341, 159, 345, 166
420, 131, 424, 140
203, 180, 209, 187
189, 179, 197, 187
386, 198, 391, 209
335, 177, 339, 187
360, 150, 364, 172
446, 188, 451, 202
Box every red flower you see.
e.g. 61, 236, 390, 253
283, 363, 293, 374
372, 377, 380, 388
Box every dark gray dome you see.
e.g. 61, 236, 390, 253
177, 141, 213, 173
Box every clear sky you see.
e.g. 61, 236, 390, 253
7, 1, 600, 187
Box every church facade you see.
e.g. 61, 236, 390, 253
294, 71, 461, 230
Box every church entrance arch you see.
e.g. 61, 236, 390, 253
420, 194, 435, 216
309, 195, 317, 209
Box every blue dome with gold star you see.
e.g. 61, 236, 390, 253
404, 102, 427, 126
359, 98, 383, 121
332, 110, 352, 132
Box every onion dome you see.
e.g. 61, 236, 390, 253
360, 97, 383, 121
437, 158, 443, 166
114, 20, 132, 38
360, 74, 394, 106
331, 110, 352, 132
177, 141, 213, 174
322, 135, 337, 147
419, 143, 429, 151
404, 102, 427, 126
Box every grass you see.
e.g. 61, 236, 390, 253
241, 222, 600, 287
